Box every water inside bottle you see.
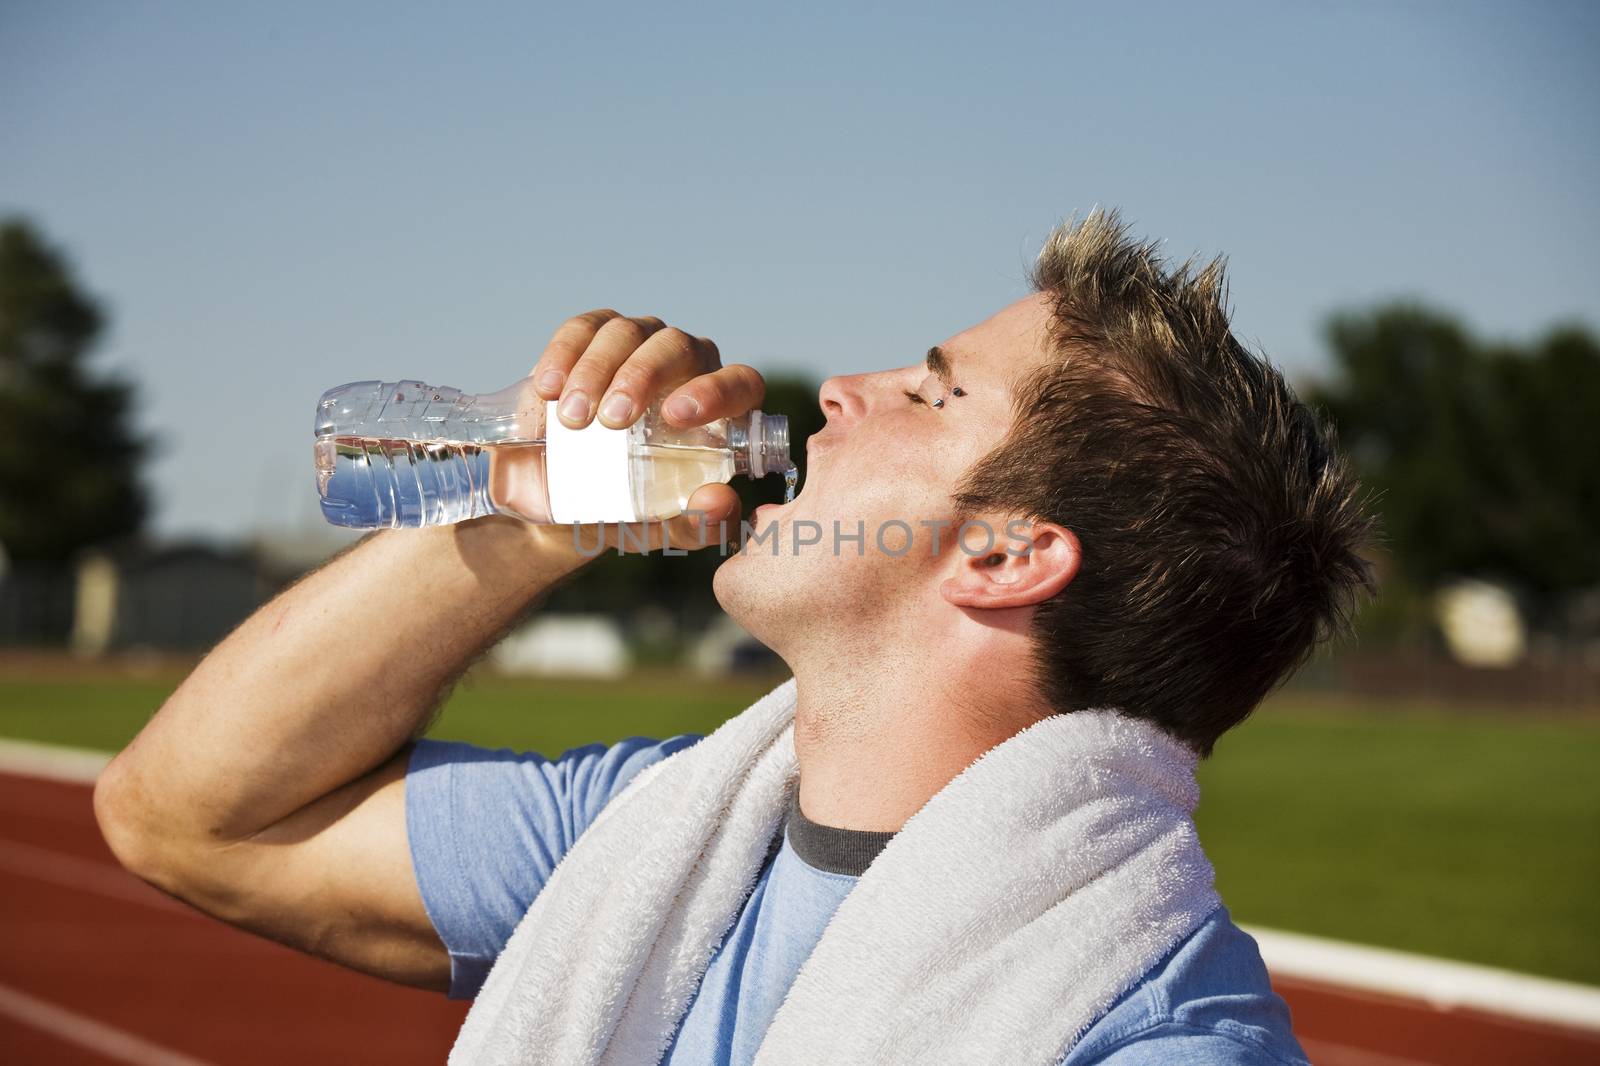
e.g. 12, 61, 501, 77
632, 443, 736, 515
317, 422, 798, 528
315, 435, 550, 527
317, 435, 752, 527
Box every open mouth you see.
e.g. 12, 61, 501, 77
746, 453, 812, 528
751, 489, 796, 529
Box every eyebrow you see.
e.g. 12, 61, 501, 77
925, 345, 957, 389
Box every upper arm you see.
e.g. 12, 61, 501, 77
107, 731, 700, 997
145, 742, 453, 992
1060, 907, 1309, 1066
1067, 1023, 1306, 1065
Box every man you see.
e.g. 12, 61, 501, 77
95, 209, 1371, 1064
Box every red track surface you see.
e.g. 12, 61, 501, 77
2, 769, 1597, 1065
1, 771, 467, 1064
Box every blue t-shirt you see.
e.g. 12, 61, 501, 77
405, 735, 1310, 1065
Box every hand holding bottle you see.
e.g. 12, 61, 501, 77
312, 310, 785, 552
523, 308, 768, 553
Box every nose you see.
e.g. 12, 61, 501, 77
818, 373, 870, 426
825, 372, 864, 422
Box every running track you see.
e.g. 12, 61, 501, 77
2, 758, 1597, 1064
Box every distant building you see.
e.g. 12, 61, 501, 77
0, 524, 366, 651
0, 553, 75, 646
70, 542, 272, 654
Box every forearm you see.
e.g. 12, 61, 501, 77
88, 310, 754, 988
99, 515, 590, 845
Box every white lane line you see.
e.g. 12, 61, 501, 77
0, 738, 111, 785
0, 982, 216, 1066
1243, 924, 1600, 1034
0, 837, 193, 916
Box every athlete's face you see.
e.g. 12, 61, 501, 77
714, 293, 1056, 652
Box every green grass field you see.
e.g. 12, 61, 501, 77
2, 668, 1596, 986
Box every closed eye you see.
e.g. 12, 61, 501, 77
904, 389, 927, 406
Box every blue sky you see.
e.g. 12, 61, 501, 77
4, 1, 1596, 540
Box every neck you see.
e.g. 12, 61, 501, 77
786, 615, 1047, 833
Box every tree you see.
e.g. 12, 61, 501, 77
0, 218, 150, 563
1306, 302, 1600, 621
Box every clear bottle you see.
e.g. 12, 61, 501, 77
313, 377, 792, 529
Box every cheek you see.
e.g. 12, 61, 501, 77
836, 423, 949, 506
824, 450, 939, 521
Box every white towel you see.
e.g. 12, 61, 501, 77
449, 676, 1221, 1065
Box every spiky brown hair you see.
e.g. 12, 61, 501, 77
956, 208, 1376, 756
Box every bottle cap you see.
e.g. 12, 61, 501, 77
750, 410, 791, 478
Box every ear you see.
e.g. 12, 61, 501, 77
939, 518, 1080, 610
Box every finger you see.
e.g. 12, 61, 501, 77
661, 363, 765, 426
663, 483, 742, 551
557, 316, 666, 428
531, 310, 621, 400
595, 328, 718, 429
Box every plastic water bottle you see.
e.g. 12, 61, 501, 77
313, 377, 793, 528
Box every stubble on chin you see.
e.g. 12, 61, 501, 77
710, 551, 807, 656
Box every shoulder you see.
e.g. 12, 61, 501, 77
403, 732, 704, 999
1060, 906, 1310, 1066
408, 731, 703, 838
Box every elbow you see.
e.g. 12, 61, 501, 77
93, 755, 253, 923
93, 755, 180, 891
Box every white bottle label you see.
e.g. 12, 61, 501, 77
544, 400, 644, 523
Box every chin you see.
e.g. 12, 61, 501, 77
711, 540, 807, 655
712, 551, 768, 634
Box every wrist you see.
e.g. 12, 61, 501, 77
452, 515, 595, 583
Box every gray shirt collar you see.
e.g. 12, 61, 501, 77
783, 793, 897, 877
